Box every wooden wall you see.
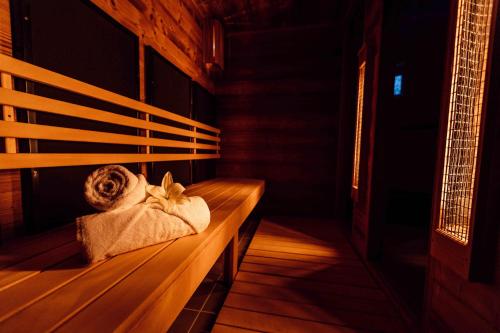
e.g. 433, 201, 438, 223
0, 0, 213, 241
427, 256, 500, 333
91, 0, 212, 92
216, 24, 341, 216
426, 3, 500, 330
0, 0, 23, 241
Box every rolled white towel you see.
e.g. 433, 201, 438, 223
77, 166, 211, 263
84, 165, 148, 211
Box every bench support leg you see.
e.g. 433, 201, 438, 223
224, 232, 239, 285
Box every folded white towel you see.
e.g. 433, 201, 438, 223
76, 200, 208, 262
77, 166, 211, 263
84, 165, 148, 211
145, 172, 210, 233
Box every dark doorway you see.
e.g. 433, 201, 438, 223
370, 0, 450, 321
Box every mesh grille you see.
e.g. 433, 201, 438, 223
352, 61, 366, 190
439, 0, 493, 243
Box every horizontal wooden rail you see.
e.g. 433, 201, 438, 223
0, 54, 219, 134
0, 88, 220, 142
0, 54, 221, 169
0, 121, 218, 150
0, 153, 220, 169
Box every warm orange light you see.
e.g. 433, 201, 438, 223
352, 61, 366, 191
438, 0, 493, 244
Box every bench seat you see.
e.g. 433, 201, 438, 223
0, 178, 264, 333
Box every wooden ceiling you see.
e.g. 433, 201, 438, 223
195, 0, 347, 32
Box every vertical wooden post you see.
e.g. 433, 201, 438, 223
1, 73, 17, 153
224, 232, 239, 285
138, 37, 149, 176
193, 127, 197, 155
216, 132, 220, 155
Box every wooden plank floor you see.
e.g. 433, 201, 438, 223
213, 217, 407, 333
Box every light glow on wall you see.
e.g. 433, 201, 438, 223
352, 61, 366, 191
438, 0, 493, 244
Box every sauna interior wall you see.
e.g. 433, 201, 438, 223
426, 2, 500, 330
370, 1, 449, 236
0, 0, 213, 241
216, 24, 341, 217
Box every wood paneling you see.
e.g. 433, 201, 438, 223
200, 0, 347, 32
0, 0, 215, 239
215, 217, 407, 332
216, 24, 341, 216
91, 0, 213, 92
0, 0, 22, 242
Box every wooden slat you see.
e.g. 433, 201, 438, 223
0, 121, 218, 150
0, 73, 15, 153
245, 248, 362, 266
0, 255, 104, 322
0, 88, 220, 142
217, 307, 367, 333
229, 281, 398, 317
216, 218, 407, 333
250, 237, 355, 254
223, 293, 405, 332
0, 240, 176, 332
238, 262, 376, 288
212, 323, 261, 333
242, 254, 363, 271
0, 54, 219, 133
0, 241, 80, 292
0, 224, 76, 269
0, 153, 220, 170
248, 242, 356, 259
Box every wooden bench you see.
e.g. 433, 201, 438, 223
0, 178, 264, 332
0, 54, 265, 331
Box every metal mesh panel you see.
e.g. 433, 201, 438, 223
352, 61, 366, 190
439, 0, 493, 243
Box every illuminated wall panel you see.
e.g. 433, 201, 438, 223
352, 61, 366, 191
439, 0, 494, 243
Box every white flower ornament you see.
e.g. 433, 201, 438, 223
145, 172, 189, 212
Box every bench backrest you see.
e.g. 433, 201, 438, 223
0, 54, 220, 170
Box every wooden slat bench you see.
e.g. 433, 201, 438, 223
0, 178, 264, 332
0, 54, 265, 332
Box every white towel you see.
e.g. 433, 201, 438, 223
84, 165, 148, 211
76, 197, 210, 263
77, 166, 211, 263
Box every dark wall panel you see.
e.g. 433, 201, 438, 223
216, 25, 341, 217
11, 0, 139, 231
192, 82, 216, 183
145, 47, 192, 186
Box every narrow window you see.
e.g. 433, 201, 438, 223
439, 0, 494, 243
352, 61, 366, 190
393, 74, 403, 96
